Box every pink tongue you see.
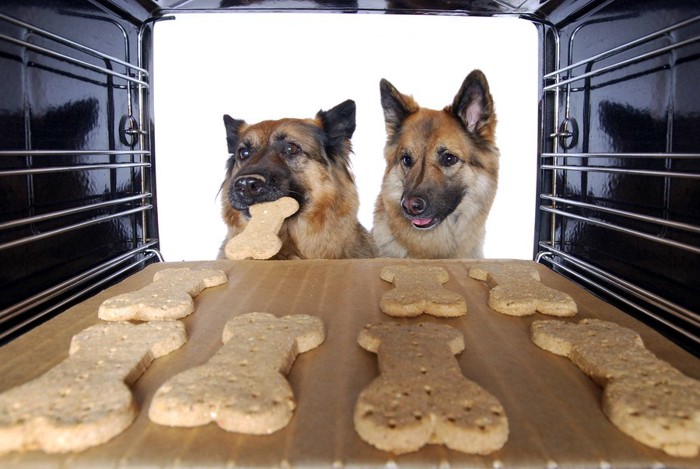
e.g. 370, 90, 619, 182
412, 218, 433, 226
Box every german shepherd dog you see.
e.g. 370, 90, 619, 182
372, 70, 499, 258
218, 100, 376, 259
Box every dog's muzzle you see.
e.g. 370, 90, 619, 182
401, 195, 440, 230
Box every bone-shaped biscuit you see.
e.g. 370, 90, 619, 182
531, 318, 700, 458
98, 267, 227, 321
225, 197, 300, 260
149, 312, 325, 434
354, 322, 508, 454
0, 321, 186, 454
379, 265, 467, 317
469, 262, 576, 316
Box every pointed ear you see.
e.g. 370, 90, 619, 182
379, 78, 419, 140
317, 99, 356, 141
316, 99, 356, 162
223, 114, 246, 153
451, 70, 496, 140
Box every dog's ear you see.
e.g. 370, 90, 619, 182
317, 99, 356, 140
316, 99, 356, 162
223, 114, 246, 154
380, 79, 419, 141
450, 70, 496, 141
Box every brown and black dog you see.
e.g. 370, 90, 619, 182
218, 100, 376, 259
372, 70, 499, 259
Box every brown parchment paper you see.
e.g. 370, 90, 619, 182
0, 259, 698, 468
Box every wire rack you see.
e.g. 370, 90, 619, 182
537, 11, 700, 352
0, 10, 161, 341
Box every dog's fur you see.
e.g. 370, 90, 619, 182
218, 100, 376, 260
372, 70, 499, 259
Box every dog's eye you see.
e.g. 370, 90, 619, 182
440, 153, 459, 167
401, 154, 413, 167
237, 147, 250, 160
284, 142, 301, 156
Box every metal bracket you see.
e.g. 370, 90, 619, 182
119, 114, 142, 147
557, 117, 579, 149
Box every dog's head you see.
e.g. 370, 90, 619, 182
221, 100, 356, 222
379, 70, 499, 231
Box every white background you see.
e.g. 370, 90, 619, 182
152, 13, 538, 261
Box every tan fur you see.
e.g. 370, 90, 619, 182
219, 113, 376, 260
373, 71, 499, 259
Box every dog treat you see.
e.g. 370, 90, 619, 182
98, 267, 227, 321
531, 318, 700, 457
224, 197, 300, 260
0, 321, 186, 455
379, 265, 467, 317
469, 262, 577, 317
149, 312, 325, 434
354, 322, 508, 455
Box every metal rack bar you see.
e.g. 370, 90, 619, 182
544, 35, 700, 90
0, 205, 153, 251
542, 11, 700, 91
0, 32, 149, 87
0, 150, 150, 156
0, 12, 148, 76
0, 162, 149, 177
0, 193, 152, 231
541, 152, 700, 159
539, 206, 700, 255
537, 247, 700, 347
540, 194, 700, 234
543, 14, 700, 79
540, 164, 700, 179
0, 243, 159, 343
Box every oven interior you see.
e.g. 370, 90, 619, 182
0, 0, 698, 355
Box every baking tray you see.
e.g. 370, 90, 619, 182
0, 259, 698, 468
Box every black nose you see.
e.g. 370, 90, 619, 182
234, 176, 265, 199
401, 196, 427, 216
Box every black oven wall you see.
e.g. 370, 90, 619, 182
0, 0, 158, 342
536, 0, 700, 353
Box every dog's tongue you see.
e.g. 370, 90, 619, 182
412, 218, 433, 227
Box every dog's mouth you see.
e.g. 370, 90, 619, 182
409, 217, 441, 230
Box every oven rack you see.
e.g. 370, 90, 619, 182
0, 11, 160, 341
537, 11, 700, 352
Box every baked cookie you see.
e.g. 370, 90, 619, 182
354, 322, 508, 454
149, 312, 325, 434
225, 197, 299, 260
469, 262, 576, 316
0, 321, 186, 454
531, 318, 700, 457
98, 268, 227, 321
379, 265, 467, 317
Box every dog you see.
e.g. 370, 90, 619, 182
372, 69, 499, 259
218, 99, 376, 260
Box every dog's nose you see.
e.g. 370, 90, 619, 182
401, 196, 427, 216
233, 176, 265, 199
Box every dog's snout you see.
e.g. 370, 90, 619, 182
401, 196, 427, 216
234, 176, 265, 199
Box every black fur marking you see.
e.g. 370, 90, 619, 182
380, 78, 415, 145
316, 99, 356, 165
223, 114, 247, 176
223, 114, 246, 153
402, 183, 465, 226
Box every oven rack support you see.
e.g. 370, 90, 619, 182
0, 9, 160, 341
537, 10, 700, 353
